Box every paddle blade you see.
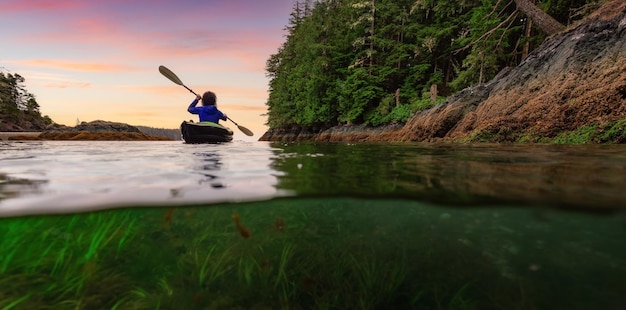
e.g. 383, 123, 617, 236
237, 125, 254, 136
227, 117, 254, 136
159, 65, 184, 85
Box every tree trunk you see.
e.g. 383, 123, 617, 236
395, 88, 401, 107
430, 84, 438, 103
514, 0, 565, 35
369, 0, 375, 73
523, 17, 533, 59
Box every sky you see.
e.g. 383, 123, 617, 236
0, 0, 295, 140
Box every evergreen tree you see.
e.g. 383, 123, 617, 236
264, 0, 597, 130
1, 69, 53, 127
0, 72, 40, 113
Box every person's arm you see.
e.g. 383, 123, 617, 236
187, 95, 202, 113
219, 110, 227, 121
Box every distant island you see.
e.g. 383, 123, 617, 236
0, 71, 180, 141
0, 119, 181, 142
2, 120, 181, 141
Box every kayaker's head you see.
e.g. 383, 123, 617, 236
201, 91, 217, 106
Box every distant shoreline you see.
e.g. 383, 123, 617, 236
0, 132, 42, 141
0, 131, 172, 141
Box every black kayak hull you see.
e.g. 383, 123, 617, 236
180, 121, 233, 143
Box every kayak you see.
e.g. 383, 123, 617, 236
180, 121, 233, 143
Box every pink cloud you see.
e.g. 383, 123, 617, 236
3, 0, 291, 73
13, 20, 281, 74
42, 81, 91, 89
0, 0, 82, 12
14, 59, 141, 72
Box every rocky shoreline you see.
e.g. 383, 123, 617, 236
259, 123, 405, 142
260, 0, 626, 144
3, 120, 173, 141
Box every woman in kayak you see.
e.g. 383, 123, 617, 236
187, 91, 227, 124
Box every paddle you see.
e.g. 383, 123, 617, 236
158, 65, 254, 136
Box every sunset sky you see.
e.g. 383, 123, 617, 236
0, 0, 295, 140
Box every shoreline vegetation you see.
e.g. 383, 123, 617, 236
259, 0, 626, 144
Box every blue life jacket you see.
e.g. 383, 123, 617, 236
187, 99, 227, 123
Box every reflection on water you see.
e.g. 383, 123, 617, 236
192, 150, 223, 185
0, 173, 48, 200
270, 143, 626, 212
0, 141, 282, 216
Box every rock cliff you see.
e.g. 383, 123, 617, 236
260, 0, 626, 143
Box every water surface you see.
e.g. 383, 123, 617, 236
1, 141, 283, 216
2, 141, 625, 214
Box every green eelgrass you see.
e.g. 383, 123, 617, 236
81, 212, 138, 261
0, 204, 481, 309
0, 293, 32, 310
191, 244, 233, 288
49, 240, 72, 276
275, 243, 297, 303
116, 217, 138, 258
1, 198, 621, 309
0, 218, 48, 273
347, 251, 407, 307
0, 209, 141, 308
237, 256, 256, 286
0, 246, 19, 274
447, 282, 476, 310
110, 287, 161, 310
0, 210, 138, 272
275, 243, 294, 289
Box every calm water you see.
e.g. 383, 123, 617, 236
0, 140, 625, 309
